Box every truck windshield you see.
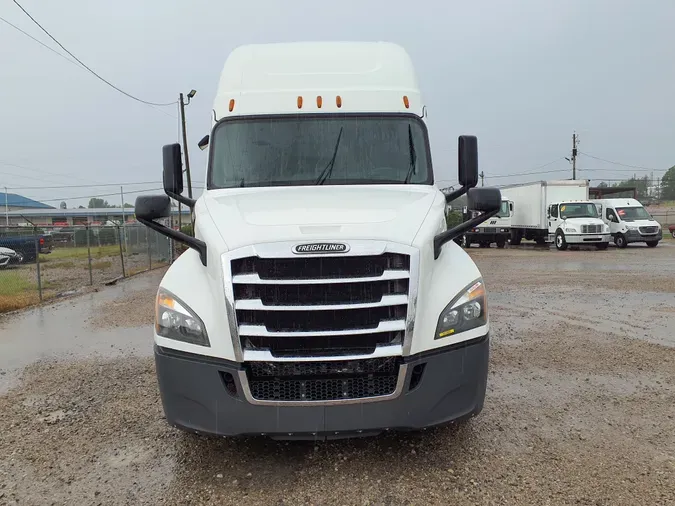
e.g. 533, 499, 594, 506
559, 203, 599, 219
496, 201, 510, 218
208, 115, 432, 188
615, 206, 651, 221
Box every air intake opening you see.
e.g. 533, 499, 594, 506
409, 364, 426, 391
220, 372, 238, 397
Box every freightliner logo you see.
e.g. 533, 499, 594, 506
292, 243, 350, 254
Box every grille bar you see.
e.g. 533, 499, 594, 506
238, 319, 406, 337
233, 270, 409, 285
234, 293, 408, 311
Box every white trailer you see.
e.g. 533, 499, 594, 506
134, 41, 502, 440
503, 180, 610, 250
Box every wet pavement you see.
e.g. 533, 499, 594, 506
0, 244, 674, 505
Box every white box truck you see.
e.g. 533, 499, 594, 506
593, 198, 663, 248
460, 197, 513, 248
134, 41, 502, 440
504, 180, 610, 250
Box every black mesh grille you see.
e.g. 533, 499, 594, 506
245, 331, 402, 357
234, 279, 409, 306
639, 226, 658, 234
249, 357, 399, 377
232, 253, 409, 280
237, 305, 407, 332
246, 357, 401, 401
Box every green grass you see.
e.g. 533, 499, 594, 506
40, 245, 121, 262
0, 271, 39, 312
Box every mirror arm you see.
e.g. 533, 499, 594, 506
443, 186, 469, 204
138, 217, 207, 266
433, 208, 500, 259
166, 190, 196, 208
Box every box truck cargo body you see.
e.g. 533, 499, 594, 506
461, 198, 512, 248
134, 41, 503, 440
504, 180, 610, 250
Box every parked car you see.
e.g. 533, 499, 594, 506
669, 224, 675, 238
0, 233, 52, 263
0, 246, 23, 268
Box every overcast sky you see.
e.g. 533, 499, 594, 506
1, 0, 674, 208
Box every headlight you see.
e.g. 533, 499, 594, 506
435, 279, 487, 340
155, 288, 209, 346
626, 224, 638, 230
565, 227, 577, 233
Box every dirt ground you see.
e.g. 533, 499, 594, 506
1, 242, 674, 505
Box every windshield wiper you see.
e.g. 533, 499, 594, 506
315, 127, 343, 185
403, 124, 417, 184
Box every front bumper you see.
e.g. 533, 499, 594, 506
624, 229, 662, 243
154, 334, 490, 440
564, 233, 610, 244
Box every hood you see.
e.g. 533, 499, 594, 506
622, 219, 660, 227
563, 217, 605, 226
201, 185, 440, 251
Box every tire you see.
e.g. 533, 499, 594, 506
595, 242, 609, 250
496, 239, 506, 249
479, 242, 490, 248
510, 230, 522, 246
555, 230, 568, 251
672, 230, 675, 239
646, 241, 659, 248
462, 236, 471, 249
614, 234, 627, 249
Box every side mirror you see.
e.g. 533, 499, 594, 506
434, 187, 503, 259
163, 143, 195, 207
197, 135, 210, 151
458, 135, 478, 188
467, 187, 501, 213
135, 195, 171, 221
135, 195, 207, 266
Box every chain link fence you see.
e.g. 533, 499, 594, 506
0, 224, 173, 314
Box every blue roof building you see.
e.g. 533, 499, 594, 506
2, 192, 54, 210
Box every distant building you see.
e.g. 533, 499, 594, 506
4, 206, 189, 227
2, 192, 55, 211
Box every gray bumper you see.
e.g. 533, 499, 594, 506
565, 233, 610, 244
154, 335, 489, 440
624, 229, 662, 243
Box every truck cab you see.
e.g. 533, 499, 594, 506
462, 198, 513, 248
135, 42, 501, 440
593, 198, 662, 248
547, 200, 610, 250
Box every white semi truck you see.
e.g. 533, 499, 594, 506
504, 180, 610, 250
593, 198, 662, 248
461, 197, 513, 248
135, 42, 501, 440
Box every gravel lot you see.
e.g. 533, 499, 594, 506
1, 242, 674, 505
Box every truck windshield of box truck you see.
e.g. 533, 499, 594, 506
559, 203, 599, 219
496, 201, 510, 218
209, 115, 431, 188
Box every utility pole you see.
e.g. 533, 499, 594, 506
179, 90, 197, 199
571, 132, 579, 180
479, 171, 484, 187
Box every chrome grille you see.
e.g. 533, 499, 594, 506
639, 226, 658, 234
230, 251, 411, 357
581, 224, 602, 234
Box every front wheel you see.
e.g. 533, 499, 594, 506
614, 234, 627, 249
672, 230, 675, 239
555, 231, 568, 251
595, 242, 609, 250
462, 236, 471, 249
646, 241, 659, 248
496, 239, 506, 249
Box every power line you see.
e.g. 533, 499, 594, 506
487, 168, 569, 179
0, 15, 79, 67
0, 160, 105, 185
578, 151, 655, 171
11, 0, 176, 108
6, 181, 204, 191
29, 187, 165, 204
